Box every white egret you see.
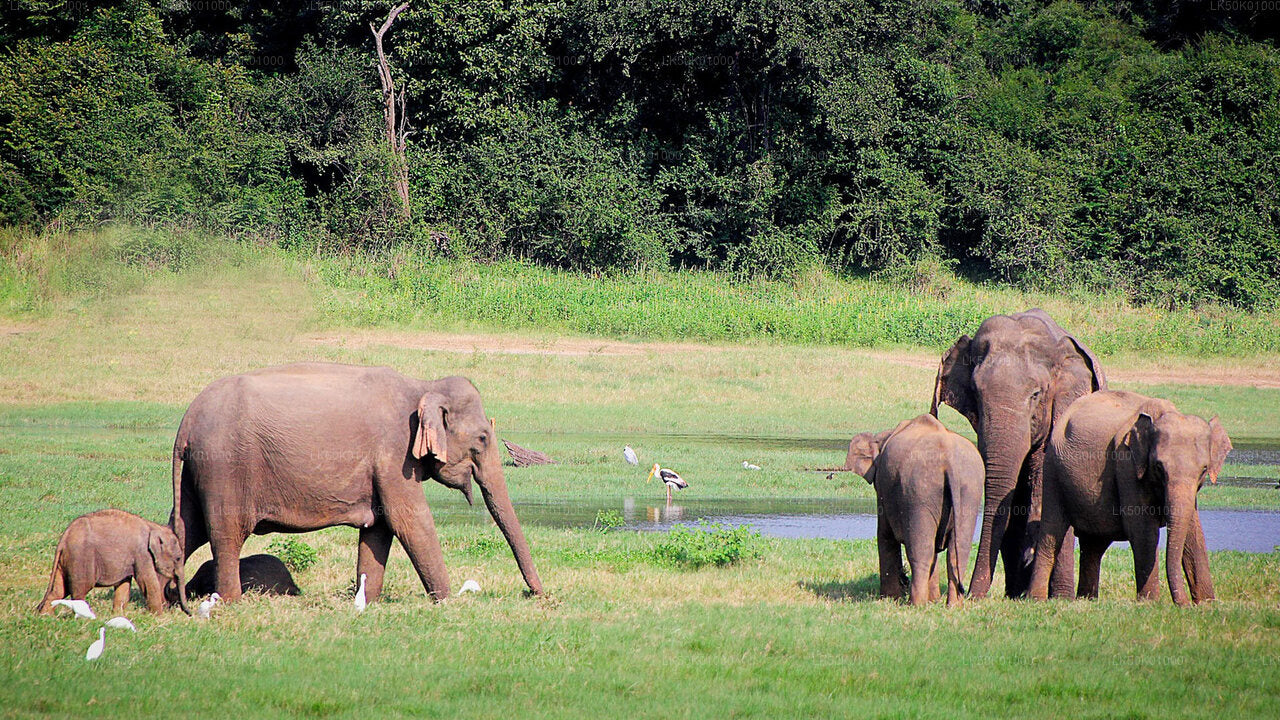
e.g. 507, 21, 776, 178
647, 463, 688, 503
623, 446, 639, 465
50, 598, 96, 619
459, 579, 481, 595
197, 592, 220, 619
354, 573, 368, 612
104, 616, 136, 632
743, 461, 761, 470
85, 627, 105, 661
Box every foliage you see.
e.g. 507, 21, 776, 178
651, 521, 763, 568
592, 509, 625, 532
265, 537, 318, 572
1, 0, 1278, 305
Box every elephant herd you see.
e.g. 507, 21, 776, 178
38, 309, 1227, 616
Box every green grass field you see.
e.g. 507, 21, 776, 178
2, 228, 1279, 717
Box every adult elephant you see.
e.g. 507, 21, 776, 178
930, 309, 1106, 598
170, 362, 542, 603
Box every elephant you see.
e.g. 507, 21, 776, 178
186, 554, 301, 598
170, 362, 543, 603
37, 509, 190, 616
1029, 390, 1230, 605
845, 414, 983, 606
931, 309, 1106, 599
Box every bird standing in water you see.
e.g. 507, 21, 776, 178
647, 463, 688, 504
623, 446, 639, 465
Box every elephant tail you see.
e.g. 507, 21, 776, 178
943, 478, 966, 596
36, 541, 67, 613
170, 425, 189, 559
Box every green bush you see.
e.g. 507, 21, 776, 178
265, 537, 318, 572
650, 521, 763, 568
592, 509, 625, 532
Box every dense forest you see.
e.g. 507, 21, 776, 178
1, 0, 1278, 308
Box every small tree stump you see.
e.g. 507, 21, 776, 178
503, 440, 555, 467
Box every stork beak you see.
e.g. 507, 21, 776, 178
646, 466, 656, 482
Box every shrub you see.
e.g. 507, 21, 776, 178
650, 521, 763, 568
592, 509, 625, 532
265, 537, 318, 572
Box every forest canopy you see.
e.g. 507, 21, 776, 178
1, 0, 1277, 308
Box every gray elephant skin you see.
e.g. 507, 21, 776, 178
932, 309, 1106, 598
37, 508, 190, 615
846, 414, 983, 606
170, 362, 543, 603
186, 554, 301, 598
1029, 390, 1230, 605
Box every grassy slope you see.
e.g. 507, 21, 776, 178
1, 231, 1279, 717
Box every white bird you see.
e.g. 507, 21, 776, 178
104, 616, 136, 632
458, 579, 481, 595
354, 573, 368, 612
647, 463, 688, 504
198, 592, 220, 619
50, 598, 96, 619
623, 446, 639, 465
743, 461, 761, 470
85, 627, 105, 661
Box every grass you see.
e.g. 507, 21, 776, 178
1, 226, 1279, 717
312, 248, 1280, 356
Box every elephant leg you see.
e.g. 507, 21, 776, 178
1076, 536, 1109, 599
37, 561, 68, 614
209, 529, 247, 602
928, 556, 942, 603
1001, 477, 1033, 598
905, 519, 938, 606
1181, 511, 1215, 604
1047, 528, 1076, 598
1125, 518, 1160, 601
381, 483, 450, 601
135, 561, 166, 614
357, 521, 394, 603
877, 516, 906, 601
112, 581, 131, 614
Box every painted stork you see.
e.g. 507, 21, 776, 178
623, 446, 639, 465
85, 627, 105, 661
647, 463, 688, 503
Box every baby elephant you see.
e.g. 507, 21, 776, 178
37, 509, 190, 616
186, 554, 301, 598
846, 414, 983, 606
1030, 390, 1230, 605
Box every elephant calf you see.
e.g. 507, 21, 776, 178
37, 509, 190, 616
1030, 390, 1231, 605
846, 414, 983, 606
186, 554, 301, 598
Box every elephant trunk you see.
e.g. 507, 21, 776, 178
476, 458, 543, 595
1164, 487, 1197, 606
969, 424, 1031, 598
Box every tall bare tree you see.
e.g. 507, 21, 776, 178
371, 3, 411, 219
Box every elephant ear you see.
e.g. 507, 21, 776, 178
1121, 413, 1156, 484
148, 528, 179, 576
1207, 416, 1232, 485
931, 335, 979, 430
844, 433, 881, 479
413, 392, 449, 463
1058, 334, 1107, 392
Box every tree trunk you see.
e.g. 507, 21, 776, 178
371, 3, 411, 219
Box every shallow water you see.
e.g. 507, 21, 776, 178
433, 496, 1280, 553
